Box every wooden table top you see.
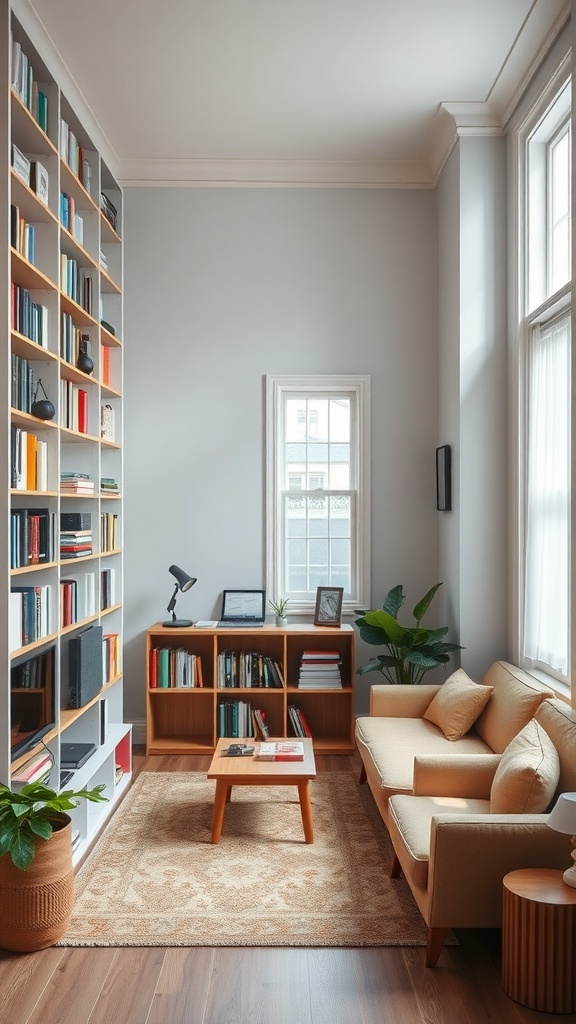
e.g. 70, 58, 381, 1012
503, 868, 576, 905
207, 737, 316, 781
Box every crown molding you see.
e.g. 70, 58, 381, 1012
116, 157, 434, 189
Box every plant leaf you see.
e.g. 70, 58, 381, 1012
383, 586, 405, 618
412, 582, 443, 625
28, 816, 53, 841
9, 828, 36, 871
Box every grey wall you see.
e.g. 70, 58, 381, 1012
436, 136, 509, 681
122, 187, 440, 723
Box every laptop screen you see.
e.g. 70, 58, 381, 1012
220, 589, 266, 621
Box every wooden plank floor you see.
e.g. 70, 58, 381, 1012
0, 751, 568, 1024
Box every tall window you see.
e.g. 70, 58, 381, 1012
266, 375, 370, 614
518, 75, 571, 682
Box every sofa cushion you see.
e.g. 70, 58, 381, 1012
388, 794, 490, 888
474, 661, 554, 753
423, 669, 493, 740
355, 715, 492, 799
534, 699, 576, 797
490, 719, 560, 813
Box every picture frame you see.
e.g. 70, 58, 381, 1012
314, 586, 344, 627
436, 444, 452, 511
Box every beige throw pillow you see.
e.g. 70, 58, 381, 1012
423, 669, 494, 741
490, 719, 560, 814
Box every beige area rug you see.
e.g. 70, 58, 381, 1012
59, 771, 446, 948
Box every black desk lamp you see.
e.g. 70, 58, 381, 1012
163, 565, 197, 627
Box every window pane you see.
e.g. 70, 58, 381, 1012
523, 316, 570, 675
283, 492, 353, 594
549, 126, 571, 293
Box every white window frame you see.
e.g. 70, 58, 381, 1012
512, 54, 572, 690
265, 374, 370, 616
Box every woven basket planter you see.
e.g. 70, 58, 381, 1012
0, 813, 74, 952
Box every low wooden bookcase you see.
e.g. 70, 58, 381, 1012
145, 623, 355, 755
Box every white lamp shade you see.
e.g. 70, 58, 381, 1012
548, 792, 576, 834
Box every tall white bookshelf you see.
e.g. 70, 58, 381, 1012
1, 1, 131, 864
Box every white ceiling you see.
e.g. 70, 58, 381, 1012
22, 0, 570, 186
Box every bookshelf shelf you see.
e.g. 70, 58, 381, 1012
1, 1, 130, 865
145, 623, 355, 755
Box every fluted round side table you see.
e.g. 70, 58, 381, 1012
502, 868, 576, 1014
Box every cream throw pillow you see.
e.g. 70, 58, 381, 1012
423, 669, 494, 741
490, 719, 560, 813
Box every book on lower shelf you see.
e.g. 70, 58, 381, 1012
255, 741, 304, 761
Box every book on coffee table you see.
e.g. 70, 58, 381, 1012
256, 741, 304, 761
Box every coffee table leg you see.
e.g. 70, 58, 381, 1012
211, 781, 230, 843
298, 781, 314, 843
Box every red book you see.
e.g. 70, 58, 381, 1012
78, 389, 88, 433
149, 648, 158, 688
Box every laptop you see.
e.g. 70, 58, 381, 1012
217, 589, 266, 628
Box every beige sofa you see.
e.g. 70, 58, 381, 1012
355, 661, 576, 965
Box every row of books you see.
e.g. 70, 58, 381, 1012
288, 703, 313, 738
103, 632, 121, 683
11, 353, 35, 413
298, 649, 343, 689
10, 583, 51, 650
10, 507, 57, 568
60, 192, 84, 244
100, 512, 119, 552
60, 379, 89, 433
11, 205, 35, 263
60, 119, 93, 194
60, 254, 93, 313
10, 282, 49, 346
11, 646, 53, 690
149, 647, 203, 689
11, 34, 49, 132
100, 192, 118, 231
217, 699, 266, 738
61, 567, 116, 626
61, 314, 90, 366
11, 427, 48, 492
216, 650, 285, 689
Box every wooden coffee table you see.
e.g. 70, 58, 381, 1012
207, 737, 316, 844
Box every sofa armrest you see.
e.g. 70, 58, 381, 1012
369, 684, 441, 718
426, 814, 571, 929
413, 755, 501, 798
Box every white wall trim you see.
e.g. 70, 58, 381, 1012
131, 719, 146, 746
117, 157, 433, 189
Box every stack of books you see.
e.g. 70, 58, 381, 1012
100, 476, 119, 495
60, 511, 92, 559
12, 750, 53, 785
255, 741, 304, 762
298, 650, 342, 689
60, 472, 94, 494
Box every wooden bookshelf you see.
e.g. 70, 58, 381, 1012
145, 623, 356, 756
1, 2, 130, 866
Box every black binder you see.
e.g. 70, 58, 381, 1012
68, 625, 103, 708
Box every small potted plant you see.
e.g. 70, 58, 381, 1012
0, 779, 107, 952
269, 597, 289, 627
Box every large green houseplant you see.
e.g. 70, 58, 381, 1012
355, 583, 462, 685
0, 779, 107, 952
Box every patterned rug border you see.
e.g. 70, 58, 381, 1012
59, 772, 457, 949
